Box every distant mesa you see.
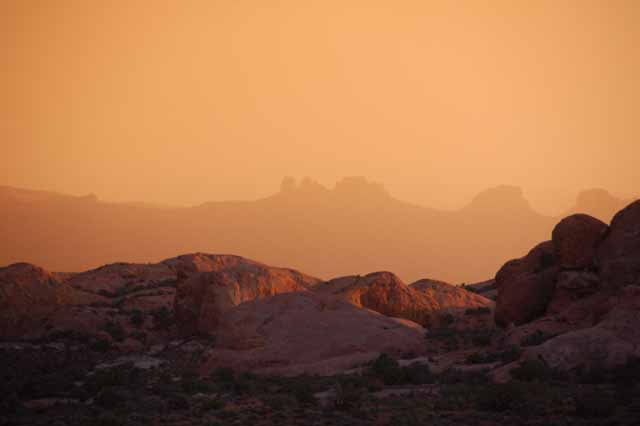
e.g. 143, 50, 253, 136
567, 188, 633, 223
464, 185, 532, 213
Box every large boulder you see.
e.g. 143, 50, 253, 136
546, 271, 600, 314
314, 272, 427, 323
172, 254, 319, 335
597, 200, 640, 289
551, 214, 607, 270
494, 242, 558, 326
0, 263, 95, 337
314, 272, 492, 326
201, 291, 426, 375
528, 327, 635, 372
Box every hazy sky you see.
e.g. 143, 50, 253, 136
2, 1, 638, 213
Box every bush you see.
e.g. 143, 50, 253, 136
465, 307, 491, 316
85, 365, 139, 393
200, 398, 225, 412
181, 375, 213, 395
511, 359, 552, 382
103, 321, 126, 342
470, 329, 492, 346
370, 354, 403, 385
332, 379, 366, 410
520, 330, 556, 347
499, 345, 522, 364
292, 377, 317, 405
129, 309, 145, 327
475, 382, 526, 412
575, 389, 617, 418
437, 368, 488, 385
213, 366, 235, 383
95, 387, 126, 408
403, 363, 434, 385
466, 346, 522, 366
90, 338, 112, 352
151, 307, 173, 330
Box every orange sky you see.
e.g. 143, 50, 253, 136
2, 1, 638, 214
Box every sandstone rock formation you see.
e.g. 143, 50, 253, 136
494, 242, 558, 326
0, 263, 97, 337
552, 214, 607, 270
202, 291, 426, 375
494, 199, 640, 373
170, 254, 320, 335
597, 200, 640, 289
314, 272, 492, 327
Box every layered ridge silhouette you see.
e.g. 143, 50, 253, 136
0, 178, 631, 282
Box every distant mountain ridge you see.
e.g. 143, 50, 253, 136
0, 179, 632, 282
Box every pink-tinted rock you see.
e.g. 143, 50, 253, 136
202, 292, 426, 375
314, 272, 492, 327
552, 214, 607, 270
494, 242, 558, 327
0, 263, 98, 338
172, 255, 318, 335
597, 200, 640, 289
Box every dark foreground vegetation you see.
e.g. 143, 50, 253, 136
2, 346, 639, 426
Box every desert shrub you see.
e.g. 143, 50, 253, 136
103, 320, 126, 342
466, 352, 492, 364
440, 313, 455, 325
167, 394, 190, 410
181, 376, 213, 395
370, 354, 403, 385
292, 377, 317, 405
426, 327, 456, 339
129, 309, 144, 327
85, 365, 140, 393
499, 345, 522, 364
467, 347, 523, 366
332, 379, 366, 410
609, 357, 640, 387
520, 330, 556, 347
95, 387, 126, 408
98, 289, 114, 298
475, 382, 526, 412
465, 307, 491, 316
0, 393, 23, 416
511, 359, 552, 382
151, 307, 174, 330
90, 338, 112, 352
574, 389, 617, 418
90, 413, 124, 426
469, 329, 493, 346
213, 366, 235, 383
403, 363, 434, 385
200, 398, 225, 412
437, 368, 488, 385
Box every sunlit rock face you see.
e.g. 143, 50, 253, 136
169, 253, 320, 335
315, 271, 492, 327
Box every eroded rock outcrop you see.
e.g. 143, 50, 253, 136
314, 272, 492, 327
494, 199, 640, 374
494, 242, 558, 326
0, 263, 97, 337
171, 254, 320, 335
202, 291, 426, 375
552, 214, 607, 270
